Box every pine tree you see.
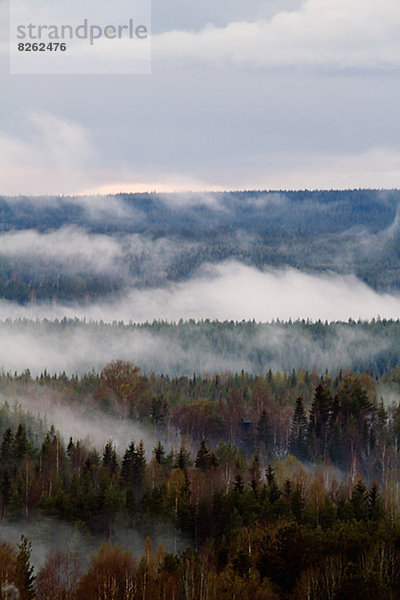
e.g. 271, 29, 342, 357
121, 442, 136, 487
67, 437, 75, 458
122, 440, 146, 494
249, 454, 261, 496
0, 465, 12, 507
308, 383, 333, 461
290, 483, 305, 523
256, 410, 272, 454
102, 440, 118, 474
13, 425, 33, 465
15, 535, 35, 600
266, 464, 281, 503
350, 478, 368, 521
153, 440, 166, 465
133, 440, 146, 488
175, 445, 192, 470
289, 397, 308, 459
368, 481, 384, 521
0, 427, 14, 466
195, 440, 211, 472
233, 474, 244, 494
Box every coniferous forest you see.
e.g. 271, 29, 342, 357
1, 190, 400, 597
2, 360, 400, 598
2, 0, 399, 586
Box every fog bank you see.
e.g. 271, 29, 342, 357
1, 262, 400, 323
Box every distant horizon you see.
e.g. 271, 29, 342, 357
2, 186, 400, 198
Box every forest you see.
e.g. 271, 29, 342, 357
1, 189, 400, 305
1, 189, 400, 597
3, 317, 400, 377
2, 361, 400, 598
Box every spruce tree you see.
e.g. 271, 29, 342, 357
368, 481, 384, 521
256, 410, 272, 454
233, 473, 244, 493
266, 464, 281, 503
102, 440, 118, 474
153, 440, 166, 465
195, 440, 211, 472
0, 427, 14, 467
289, 397, 308, 459
15, 535, 35, 600
121, 442, 136, 486
308, 383, 333, 461
175, 445, 192, 470
350, 478, 368, 521
0, 465, 12, 507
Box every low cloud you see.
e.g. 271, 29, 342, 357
1, 262, 400, 323
0, 227, 196, 286
6, 387, 160, 455
0, 227, 120, 274
0, 262, 399, 376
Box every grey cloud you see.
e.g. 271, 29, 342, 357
153, 0, 400, 70
151, 0, 301, 33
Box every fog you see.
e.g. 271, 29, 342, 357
0, 261, 400, 324
3, 387, 165, 455
0, 227, 194, 282
0, 517, 188, 572
0, 313, 393, 378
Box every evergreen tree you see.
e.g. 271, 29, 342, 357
195, 440, 211, 472
13, 424, 33, 465
249, 454, 261, 496
308, 383, 333, 461
0, 427, 14, 466
175, 445, 192, 470
134, 440, 146, 488
102, 440, 118, 474
368, 481, 384, 521
121, 440, 146, 494
67, 437, 75, 459
233, 474, 244, 494
256, 410, 272, 454
209, 450, 219, 469
0, 464, 12, 507
121, 442, 136, 487
15, 535, 35, 600
153, 440, 166, 465
266, 465, 281, 503
290, 483, 305, 523
289, 397, 308, 459
350, 478, 368, 521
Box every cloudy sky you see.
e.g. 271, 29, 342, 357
1, 0, 399, 195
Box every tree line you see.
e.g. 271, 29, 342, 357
1, 362, 400, 597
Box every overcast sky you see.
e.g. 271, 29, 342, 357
0, 0, 399, 195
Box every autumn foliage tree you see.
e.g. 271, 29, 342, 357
36, 550, 81, 600
75, 543, 137, 600
98, 360, 151, 418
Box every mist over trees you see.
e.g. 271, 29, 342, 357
1, 189, 400, 304
2, 189, 400, 597
2, 317, 400, 377
1, 362, 400, 597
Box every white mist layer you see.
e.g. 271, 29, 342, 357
0, 261, 399, 323
0, 262, 398, 376
6, 389, 161, 455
